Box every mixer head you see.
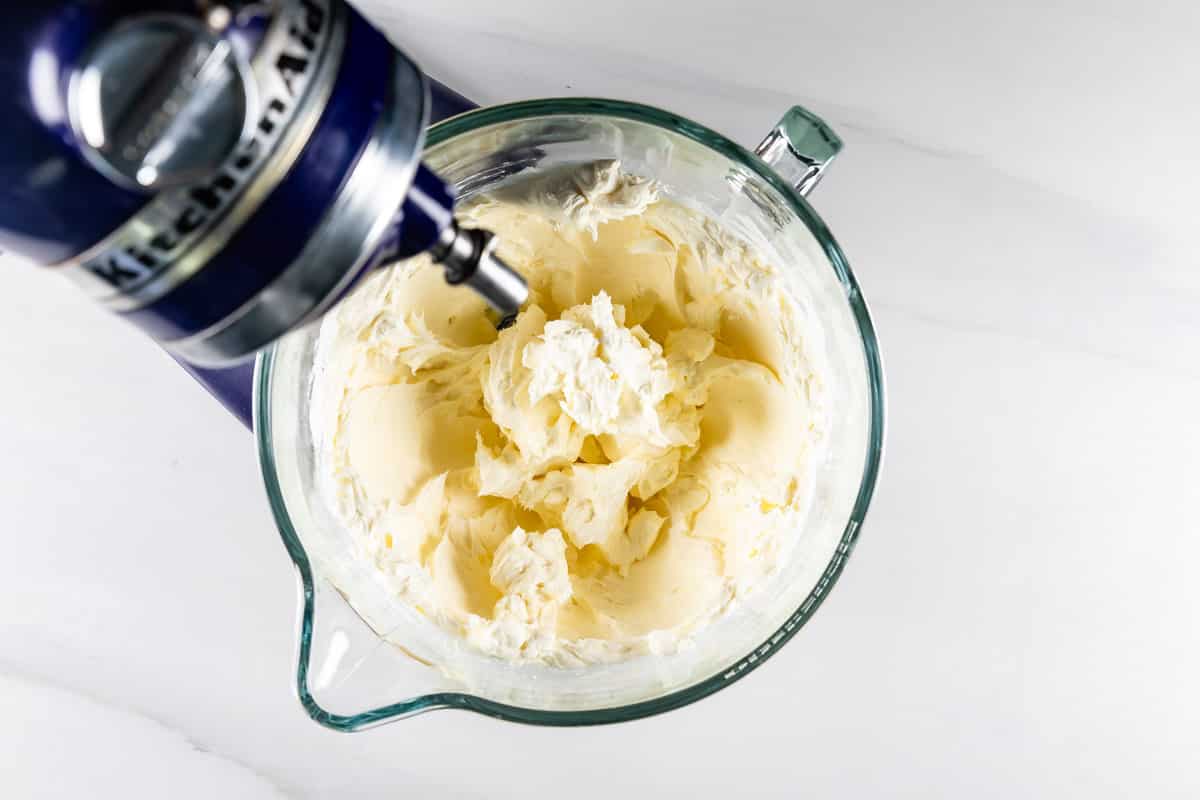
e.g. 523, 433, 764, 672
2, 0, 526, 364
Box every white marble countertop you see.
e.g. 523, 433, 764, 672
2, 1, 1197, 797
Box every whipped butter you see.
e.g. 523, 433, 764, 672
312, 162, 825, 666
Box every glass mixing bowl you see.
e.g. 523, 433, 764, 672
254, 98, 885, 729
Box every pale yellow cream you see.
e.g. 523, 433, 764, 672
314, 162, 824, 666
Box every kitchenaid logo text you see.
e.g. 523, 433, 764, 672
81, 0, 336, 294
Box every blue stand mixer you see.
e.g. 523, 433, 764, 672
0, 0, 887, 730
1, 0, 526, 426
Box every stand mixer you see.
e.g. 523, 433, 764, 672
3, 0, 887, 729
2, 0, 527, 421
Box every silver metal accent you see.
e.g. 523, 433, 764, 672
754, 106, 843, 197
67, 14, 256, 191
57, 0, 343, 310
167, 51, 431, 365
431, 222, 529, 319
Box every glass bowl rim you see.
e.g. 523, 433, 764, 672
253, 97, 887, 730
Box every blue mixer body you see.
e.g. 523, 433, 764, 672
0, 0, 483, 406
185, 83, 473, 428
2, 2, 173, 264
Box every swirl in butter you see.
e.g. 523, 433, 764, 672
313, 162, 825, 666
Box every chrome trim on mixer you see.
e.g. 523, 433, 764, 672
166, 53, 430, 365
56, 0, 344, 310
431, 221, 529, 317
66, 14, 260, 192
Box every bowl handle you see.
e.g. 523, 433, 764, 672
754, 106, 843, 197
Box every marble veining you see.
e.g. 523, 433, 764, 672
1, 1, 1196, 797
